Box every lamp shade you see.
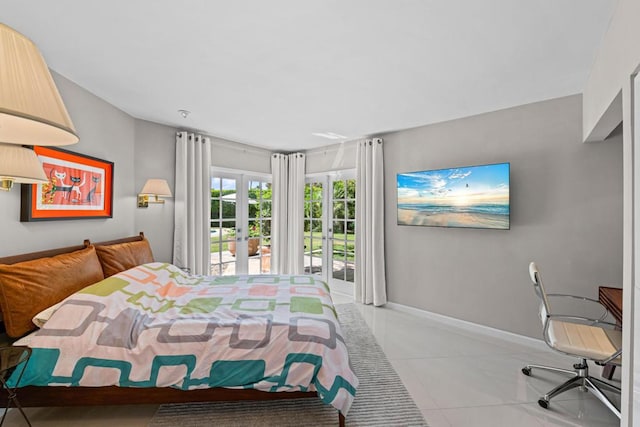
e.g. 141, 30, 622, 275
0, 23, 78, 146
140, 179, 173, 197
0, 143, 48, 189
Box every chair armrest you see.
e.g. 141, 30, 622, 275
546, 294, 608, 321
598, 348, 622, 365
546, 314, 620, 330
546, 293, 602, 304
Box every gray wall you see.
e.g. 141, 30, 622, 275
211, 137, 272, 174
382, 94, 623, 338
0, 72, 136, 256
133, 120, 177, 262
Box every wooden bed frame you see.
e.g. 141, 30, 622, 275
0, 233, 346, 426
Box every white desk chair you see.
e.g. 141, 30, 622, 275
522, 262, 621, 419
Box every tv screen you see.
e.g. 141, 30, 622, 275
397, 162, 510, 230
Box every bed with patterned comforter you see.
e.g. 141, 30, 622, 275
11, 263, 358, 414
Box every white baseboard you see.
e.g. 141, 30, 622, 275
385, 301, 548, 352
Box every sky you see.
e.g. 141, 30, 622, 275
211, 178, 270, 191
397, 163, 509, 205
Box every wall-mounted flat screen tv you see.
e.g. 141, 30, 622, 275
397, 162, 510, 230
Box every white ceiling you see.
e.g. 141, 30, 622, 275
3, 0, 616, 151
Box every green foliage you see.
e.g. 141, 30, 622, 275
304, 179, 356, 234
248, 222, 261, 237
304, 183, 323, 228
210, 188, 237, 228
303, 232, 355, 262
211, 182, 272, 234
333, 179, 356, 199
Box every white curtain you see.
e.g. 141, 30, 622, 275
355, 138, 387, 306
173, 132, 212, 275
271, 153, 305, 274
271, 154, 288, 274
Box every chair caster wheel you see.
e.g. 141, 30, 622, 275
538, 399, 549, 409
521, 367, 531, 376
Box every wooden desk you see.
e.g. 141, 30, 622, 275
599, 286, 622, 380
599, 287, 622, 324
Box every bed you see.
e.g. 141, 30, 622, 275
0, 233, 357, 426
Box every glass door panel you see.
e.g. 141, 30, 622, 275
302, 174, 356, 294
304, 181, 325, 277
211, 172, 272, 276
330, 178, 356, 287
247, 179, 272, 274
210, 176, 238, 276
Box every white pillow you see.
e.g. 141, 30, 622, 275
32, 301, 63, 328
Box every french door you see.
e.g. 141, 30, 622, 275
304, 171, 356, 295
210, 171, 272, 276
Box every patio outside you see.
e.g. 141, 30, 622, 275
209, 228, 354, 281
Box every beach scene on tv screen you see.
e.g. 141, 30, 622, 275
397, 163, 510, 230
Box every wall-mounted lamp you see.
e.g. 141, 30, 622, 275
138, 179, 173, 208
0, 23, 78, 191
0, 144, 49, 191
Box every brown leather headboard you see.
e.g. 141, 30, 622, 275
90, 233, 155, 278
0, 233, 147, 266
0, 233, 150, 338
0, 246, 104, 337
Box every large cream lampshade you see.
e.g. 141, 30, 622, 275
0, 23, 78, 146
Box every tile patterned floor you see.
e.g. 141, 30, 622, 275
3, 292, 621, 426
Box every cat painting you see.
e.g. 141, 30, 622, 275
45, 170, 88, 204
86, 176, 101, 203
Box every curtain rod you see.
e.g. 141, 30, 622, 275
212, 139, 270, 156
305, 139, 360, 155
176, 131, 270, 156
175, 132, 376, 156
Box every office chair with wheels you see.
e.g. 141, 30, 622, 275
522, 262, 622, 419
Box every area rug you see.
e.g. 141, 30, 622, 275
150, 303, 428, 426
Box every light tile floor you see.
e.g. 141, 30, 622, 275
4, 292, 621, 426
350, 296, 621, 427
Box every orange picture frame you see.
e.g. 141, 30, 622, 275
20, 147, 114, 221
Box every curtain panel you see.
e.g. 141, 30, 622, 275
271, 153, 305, 274
173, 131, 212, 275
271, 154, 288, 274
355, 138, 387, 306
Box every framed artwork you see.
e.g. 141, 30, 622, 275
20, 147, 114, 221
397, 162, 510, 230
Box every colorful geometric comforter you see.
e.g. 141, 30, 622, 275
12, 263, 358, 414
